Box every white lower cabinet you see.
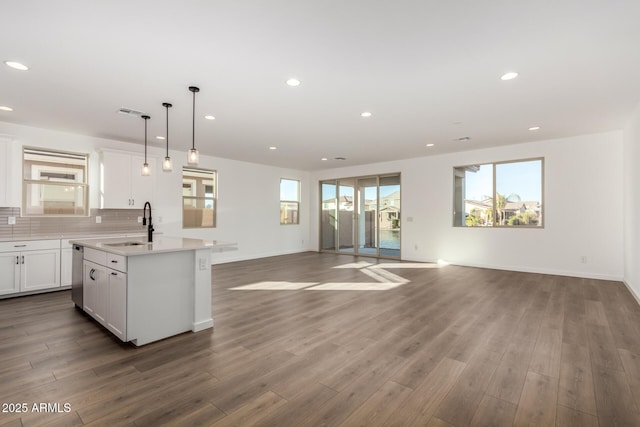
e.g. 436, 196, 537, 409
0, 252, 20, 295
83, 248, 127, 341
107, 269, 127, 340
61, 247, 72, 287
83, 260, 107, 325
0, 240, 60, 296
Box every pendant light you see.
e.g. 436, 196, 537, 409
162, 102, 173, 172
141, 115, 151, 176
187, 86, 200, 166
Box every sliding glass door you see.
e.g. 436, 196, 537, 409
320, 174, 400, 258
379, 175, 401, 258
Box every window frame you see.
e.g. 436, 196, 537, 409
280, 178, 300, 225
182, 167, 217, 229
22, 146, 89, 217
453, 157, 544, 229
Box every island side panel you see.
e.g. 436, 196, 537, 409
127, 251, 194, 346
193, 248, 214, 331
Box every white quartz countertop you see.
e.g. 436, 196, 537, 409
70, 236, 236, 256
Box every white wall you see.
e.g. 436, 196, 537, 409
155, 152, 311, 264
623, 103, 640, 300
0, 121, 311, 264
311, 131, 624, 280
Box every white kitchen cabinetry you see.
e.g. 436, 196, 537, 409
83, 259, 107, 325
0, 137, 18, 207
0, 139, 9, 207
0, 240, 60, 296
0, 251, 20, 295
106, 254, 127, 340
100, 150, 154, 209
83, 247, 127, 340
61, 245, 72, 287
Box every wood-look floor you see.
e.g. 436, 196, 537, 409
1, 252, 640, 426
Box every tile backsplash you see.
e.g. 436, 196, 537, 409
0, 207, 146, 240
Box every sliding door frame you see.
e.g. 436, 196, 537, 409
319, 172, 401, 259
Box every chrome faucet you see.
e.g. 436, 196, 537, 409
142, 201, 154, 243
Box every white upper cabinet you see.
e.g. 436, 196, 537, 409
0, 137, 19, 207
100, 150, 154, 209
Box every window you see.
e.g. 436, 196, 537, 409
453, 158, 543, 227
22, 147, 89, 216
280, 179, 300, 224
182, 167, 216, 228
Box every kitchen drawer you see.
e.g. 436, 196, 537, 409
84, 247, 107, 265
106, 253, 127, 272
0, 239, 60, 252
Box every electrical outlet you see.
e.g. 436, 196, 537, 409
8, 216, 16, 225
199, 258, 208, 270
95, 216, 102, 224
137, 216, 143, 223
580, 256, 588, 264
407, 217, 414, 222
414, 244, 418, 251
158, 216, 162, 223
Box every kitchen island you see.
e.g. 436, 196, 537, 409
71, 236, 232, 346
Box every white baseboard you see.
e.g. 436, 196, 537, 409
623, 280, 640, 306
193, 318, 214, 332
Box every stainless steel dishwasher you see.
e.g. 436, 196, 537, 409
71, 244, 83, 308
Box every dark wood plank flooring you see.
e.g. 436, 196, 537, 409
1, 252, 640, 426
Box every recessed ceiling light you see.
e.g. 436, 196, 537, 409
361, 112, 372, 118
321, 158, 328, 161
4, 61, 29, 71
528, 126, 540, 131
0, 106, 13, 112
286, 78, 300, 87
155, 136, 165, 140
426, 143, 435, 147
501, 72, 518, 81
269, 146, 277, 150
204, 115, 215, 120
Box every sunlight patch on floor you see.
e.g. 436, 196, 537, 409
306, 282, 402, 291
229, 281, 318, 290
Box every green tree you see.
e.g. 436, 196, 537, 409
495, 193, 521, 225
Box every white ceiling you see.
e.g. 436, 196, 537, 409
1, 1, 640, 171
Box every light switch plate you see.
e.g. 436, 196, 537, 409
8, 216, 16, 225
199, 258, 208, 270
95, 216, 102, 224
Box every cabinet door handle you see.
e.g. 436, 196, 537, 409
15, 256, 19, 265
14, 244, 26, 248
111, 260, 118, 263
21, 256, 24, 264
89, 268, 96, 280
111, 272, 118, 276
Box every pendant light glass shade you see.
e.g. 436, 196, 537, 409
162, 102, 173, 172
187, 86, 200, 166
141, 115, 151, 176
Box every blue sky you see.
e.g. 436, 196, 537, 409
465, 160, 542, 202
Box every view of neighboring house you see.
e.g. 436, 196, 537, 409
464, 199, 542, 226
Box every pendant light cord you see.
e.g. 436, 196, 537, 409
192, 89, 195, 150
142, 115, 150, 163
165, 104, 170, 157
188, 86, 199, 151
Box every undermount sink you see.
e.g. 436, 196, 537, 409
104, 241, 147, 247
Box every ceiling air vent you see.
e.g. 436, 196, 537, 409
118, 108, 144, 117
454, 136, 471, 142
